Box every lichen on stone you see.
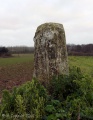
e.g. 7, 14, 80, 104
33, 22, 69, 83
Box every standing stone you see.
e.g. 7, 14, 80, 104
33, 22, 69, 83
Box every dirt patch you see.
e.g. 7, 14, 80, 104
0, 61, 34, 99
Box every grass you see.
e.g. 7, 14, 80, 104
68, 56, 93, 77
0, 54, 34, 66
0, 54, 93, 77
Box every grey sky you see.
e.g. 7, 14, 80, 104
0, 0, 93, 46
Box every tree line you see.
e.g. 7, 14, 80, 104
7, 46, 34, 54
0, 44, 93, 56
67, 44, 93, 56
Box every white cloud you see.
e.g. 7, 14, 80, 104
0, 0, 93, 46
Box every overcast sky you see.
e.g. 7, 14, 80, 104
0, 0, 93, 46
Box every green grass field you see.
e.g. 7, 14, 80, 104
0, 54, 93, 76
0, 54, 34, 66
68, 56, 93, 77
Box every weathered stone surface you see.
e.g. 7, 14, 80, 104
33, 22, 69, 83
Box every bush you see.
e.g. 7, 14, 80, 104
0, 67, 93, 120
47, 67, 93, 120
0, 47, 11, 57
0, 79, 47, 120
48, 67, 83, 101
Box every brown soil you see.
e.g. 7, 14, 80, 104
0, 61, 34, 100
